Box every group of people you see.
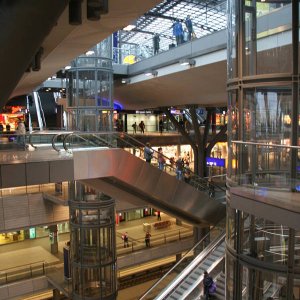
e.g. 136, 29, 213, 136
175, 156, 192, 182
172, 15, 195, 46
132, 121, 145, 134
0, 120, 27, 150
152, 15, 195, 55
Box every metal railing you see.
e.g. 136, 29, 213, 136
0, 261, 46, 285
116, 226, 193, 256
139, 220, 225, 300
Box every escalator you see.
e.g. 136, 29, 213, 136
183, 108, 207, 125
52, 131, 226, 225
139, 224, 226, 300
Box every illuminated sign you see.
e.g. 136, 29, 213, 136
206, 157, 226, 167
29, 228, 36, 239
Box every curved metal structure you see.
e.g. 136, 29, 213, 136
69, 182, 117, 300
226, 1, 300, 299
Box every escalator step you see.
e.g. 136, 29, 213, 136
175, 290, 183, 295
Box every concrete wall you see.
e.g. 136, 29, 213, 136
0, 193, 69, 232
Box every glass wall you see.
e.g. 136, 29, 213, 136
69, 182, 117, 300
66, 37, 113, 132
227, 0, 300, 299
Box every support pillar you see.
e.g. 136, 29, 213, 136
193, 226, 210, 256
69, 182, 117, 300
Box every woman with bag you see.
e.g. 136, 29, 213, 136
203, 271, 216, 299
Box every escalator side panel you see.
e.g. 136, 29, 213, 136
73, 149, 225, 225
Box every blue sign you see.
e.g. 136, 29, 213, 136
206, 157, 226, 167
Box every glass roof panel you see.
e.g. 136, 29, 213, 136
119, 0, 227, 53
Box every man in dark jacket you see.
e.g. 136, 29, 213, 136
203, 271, 213, 300
153, 33, 160, 55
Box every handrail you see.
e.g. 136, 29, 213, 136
118, 132, 226, 193
139, 220, 225, 300
0, 260, 45, 272
155, 230, 225, 300
57, 131, 226, 195
232, 140, 300, 149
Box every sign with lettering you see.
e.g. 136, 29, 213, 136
206, 157, 226, 167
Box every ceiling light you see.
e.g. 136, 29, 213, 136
65, 66, 71, 70
179, 58, 196, 67
123, 24, 136, 31
121, 78, 131, 84
144, 70, 158, 77
85, 50, 95, 56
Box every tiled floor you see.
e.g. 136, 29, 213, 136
0, 214, 192, 272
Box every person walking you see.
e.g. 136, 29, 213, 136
132, 122, 137, 134
153, 33, 160, 55
157, 147, 166, 170
139, 121, 145, 134
145, 231, 151, 247
157, 211, 161, 221
185, 15, 194, 41
203, 271, 214, 300
122, 232, 129, 248
144, 143, 154, 163
159, 119, 164, 134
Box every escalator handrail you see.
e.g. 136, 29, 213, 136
52, 132, 72, 152
154, 233, 225, 300
119, 132, 225, 193
139, 224, 226, 300
57, 131, 225, 195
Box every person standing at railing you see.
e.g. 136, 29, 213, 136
159, 119, 164, 134
176, 156, 184, 180
16, 120, 26, 150
122, 232, 129, 248
139, 120, 145, 134
185, 15, 194, 41
184, 162, 192, 183
144, 143, 154, 164
153, 33, 160, 55
132, 122, 137, 134
145, 231, 151, 247
157, 147, 166, 170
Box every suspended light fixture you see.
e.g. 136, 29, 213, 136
87, 0, 108, 21
179, 58, 196, 67
144, 70, 158, 77
69, 0, 82, 25
121, 78, 131, 84
32, 47, 44, 71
